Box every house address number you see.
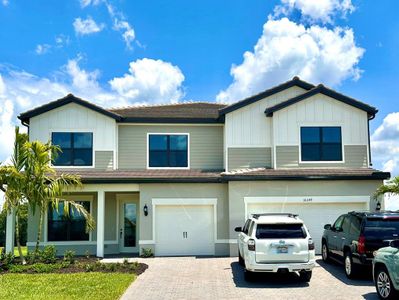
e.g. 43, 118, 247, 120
303, 198, 313, 202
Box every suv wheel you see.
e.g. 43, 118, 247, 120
322, 242, 330, 262
299, 270, 312, 282
344, 251, 357, 278
375, 266, 397, 299
238, 250, 244, 266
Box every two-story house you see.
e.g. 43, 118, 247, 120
8, 77, 389, 257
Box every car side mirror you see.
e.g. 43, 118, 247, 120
324, 224, 331, 230
234, 226, 242, 232
390, 240, 399, 249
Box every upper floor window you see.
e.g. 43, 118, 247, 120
300, 127, 342, 162
148, 134, 188, 168
47, 200, 91, 241
52, 132, 93, 166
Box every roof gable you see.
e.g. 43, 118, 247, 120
264, 84, 378, 118
218, 77, 314, 115
18, 94, 122, 123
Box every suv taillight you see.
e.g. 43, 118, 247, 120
358, 235, 366, 254
248, 239, 256, 251
308, 238, 315, 250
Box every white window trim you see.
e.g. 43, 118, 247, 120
49, 130, 95, 169
298, 124, 345, 164
146, 133, 190, 170
44, 197, 93, 243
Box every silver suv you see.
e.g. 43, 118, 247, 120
235, 213, 316, 281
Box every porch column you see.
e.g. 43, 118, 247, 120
96, 190, 105, 257
5, 209, 15, 254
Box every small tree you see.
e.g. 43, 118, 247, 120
374, 176, 399, 209
0, 127, 29, 263
24, 141, 95, 253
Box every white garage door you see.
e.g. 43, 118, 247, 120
155, 205, 215, 256
247, 202, 368, 254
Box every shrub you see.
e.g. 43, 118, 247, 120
25, 251, 37, 265
31, 263, 59, 273
0, 252, 15, 270
64, 250, 76, 264
141, 248, 153, 258
40, 245, 57, 263
8, 264, 24, 273
84, 263, 95, 272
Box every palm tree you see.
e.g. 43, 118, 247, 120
374, 176, 399, 205
0, 127, 29, 263
23, 141, 95, 253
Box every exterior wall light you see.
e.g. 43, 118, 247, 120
143, 204, 149, 216
376, 201, 381, 211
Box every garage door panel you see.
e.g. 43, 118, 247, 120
248, 202, 368, 254
155, 205, 214, 256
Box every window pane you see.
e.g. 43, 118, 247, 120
256, 224, 306, 239
52, 132, 72, 148
73, 133, 93, 148
149, 135, 168, 151
322, 127, 341, 143
53, 149, 73, 166
149, 151, 168, 167
301, 144, 321, 161
69, 221, 89, 241
170, 135, 187, 151
301, 127, 320, 143
322, 144, 342, 161
169, 150, 188, 167
73, 149, 93, 166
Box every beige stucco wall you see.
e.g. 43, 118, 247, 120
228, 180, 383, 255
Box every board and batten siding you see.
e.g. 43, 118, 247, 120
29, 102, 116, 169
228, 147, 272, 171
225, 86, 307, 148
118, 125, 224, 170
276, 145, 368, 168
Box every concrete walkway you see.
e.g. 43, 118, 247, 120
120, 256, 378, 300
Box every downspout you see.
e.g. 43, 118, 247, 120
20, 119, 30, 136
367, 113, 375, 167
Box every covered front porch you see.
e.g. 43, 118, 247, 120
6, 184, 141, 258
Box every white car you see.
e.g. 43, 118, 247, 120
235, 213, 316, 281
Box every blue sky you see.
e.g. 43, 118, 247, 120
0, 0, 398, 178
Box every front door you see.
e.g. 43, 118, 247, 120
119, 199, 138, 253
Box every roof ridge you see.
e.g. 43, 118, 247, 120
109, 101, 227, 111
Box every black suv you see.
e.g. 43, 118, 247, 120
322, 211, 399, 278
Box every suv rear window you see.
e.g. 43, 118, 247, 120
255, 224, 307, 239
364, 218, 399, 238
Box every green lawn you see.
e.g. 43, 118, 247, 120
0, 272, 136, 300
0, 246, 28, 257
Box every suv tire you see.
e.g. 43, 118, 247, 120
321, 241, 330, 262
344, 251, 358, 279
299, 270, 312, 282
238, 251, 244, 266
375, 266, 398, 299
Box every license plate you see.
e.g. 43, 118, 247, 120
277, 246, 288, 253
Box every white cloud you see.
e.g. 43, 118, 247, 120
216, 18, 364, 103
113, 19, 135, 50
2, 0, 9, 6
73, 16, 105, 36
109, 58, 185, 103
371, 112, 399, 176
35, 44, 51, 55
80, 0, 101, 8
275, 0, 355, 24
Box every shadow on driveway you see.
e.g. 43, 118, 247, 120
230, 262, 310, 288
316, 259, 374, 287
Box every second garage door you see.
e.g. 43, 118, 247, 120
247, 201, 368, 254
155, 205, 215, 256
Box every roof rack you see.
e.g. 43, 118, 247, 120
251, 213, 298, 219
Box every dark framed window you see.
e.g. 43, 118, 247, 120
148, 134, 188, 168
300, 127, 342, 161
52, 132, 93, 166
47, 201, 90, 241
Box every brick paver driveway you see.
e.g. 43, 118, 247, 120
121, 257, 378, 300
